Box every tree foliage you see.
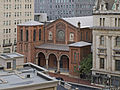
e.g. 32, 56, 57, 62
77, 54, 92, 75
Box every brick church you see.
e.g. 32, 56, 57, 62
17, 16, 92, 75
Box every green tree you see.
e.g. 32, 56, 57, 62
77, 54, 92, 75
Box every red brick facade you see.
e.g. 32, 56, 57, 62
17, 25, 44, 63
17, 19, 92, 76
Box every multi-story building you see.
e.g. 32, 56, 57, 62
92, 0, 120, 87
0, 0, 34, 53
34, 0, 95, 20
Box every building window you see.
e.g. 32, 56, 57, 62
74, 52, 76, 62
57, 30, 65, 42
100, 58, 104, 69
118, 18, 120, 27
103, 18, 105, 26
115, 18, 117, 27
69, 32, 74, 42
48, 31, 53, 40
20, 29, 23, 41
100, 18, 102, 26
26, 30, 28, 41
99, 49, 104, 53
39, 29, 41, 41
115, 60, 120, 71
101, 4, 104, 10
20, 44, 22, 52
7, 62, 11, 69
116, 4, 119, 10
86, 32, 88, 40
115, 51, 120, 54
81, 32, 82, 40
3, 48, 10, 53
116, 36, 120, 46
33, 29, 36, 41
100, 36, 104, 45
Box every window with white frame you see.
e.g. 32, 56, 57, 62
100, 36, 104, 45
69, 32, 74, 42
48, 31, 53, 40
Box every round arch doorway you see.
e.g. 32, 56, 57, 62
38, 52, 46, 67
48, 54, 57, 69
60, 55, 69, 71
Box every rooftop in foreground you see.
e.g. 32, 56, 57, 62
0, 63, 58, 90
0, 53, 24, 59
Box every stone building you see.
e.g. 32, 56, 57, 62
0, 53, 24, 70
34, 0, 95, 20
17, 16, 92, 75
0, 0, 34, 53
92, 0, 120, 87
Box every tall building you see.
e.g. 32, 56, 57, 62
92, 0, 120, 87
0, 0, 34, 53
34, 0, 95, 21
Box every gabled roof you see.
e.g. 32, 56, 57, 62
69, 41, 91, 47
62, 16, 93, 28
18, 20, 44, 26
48, 16, 93, 29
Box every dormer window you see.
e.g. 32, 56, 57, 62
101, 4, 104, 10
105, 3, 108, 10
99, 0, 107, 11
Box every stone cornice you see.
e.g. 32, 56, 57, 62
91, 26, 120, 31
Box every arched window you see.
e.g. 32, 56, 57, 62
86, 32, 88, 40
20, 29, 23, 41
69, 32, 74, 42
26, 30, 28, 41
33, 29, 36, 41
39, 29, 41, 41
81, 32, 82, 40
48, 31, 53, 40
116, 36, 120, 46
100, 36, 104, 45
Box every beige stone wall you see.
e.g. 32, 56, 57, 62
0, 0, 34, 53
92, 29, 120, 76
93, 14, 120, 27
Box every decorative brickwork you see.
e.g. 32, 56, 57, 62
17, 19, 92, 76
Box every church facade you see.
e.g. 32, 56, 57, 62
17, 16, 92, 75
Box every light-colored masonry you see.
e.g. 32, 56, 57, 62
0, 0, 34, 53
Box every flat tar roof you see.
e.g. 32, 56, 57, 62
0, 63, 57, 90
0, 53, 24, 59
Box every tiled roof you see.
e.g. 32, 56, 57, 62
69, 41, 91, 47
18, 20, 44, 26
35, 44, 69, 51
